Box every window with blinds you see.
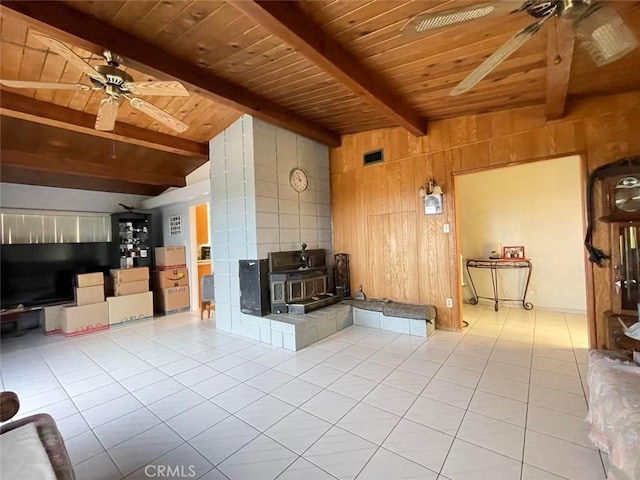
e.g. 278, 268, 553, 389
0, 210, 112, 244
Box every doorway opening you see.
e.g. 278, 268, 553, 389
453, 155, 589, 322
189, 202, 212, 314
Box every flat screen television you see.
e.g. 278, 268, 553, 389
0, 242, 112, 309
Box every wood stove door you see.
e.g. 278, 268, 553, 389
288, 280, 304, 302
303, 279, 315, 298
271, 280, 286, 304
315, 276, 328, 296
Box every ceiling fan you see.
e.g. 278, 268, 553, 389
404, 0, 638, 96
0, 32, 190, 132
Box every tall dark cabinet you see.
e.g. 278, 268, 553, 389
111, 212, 153, 269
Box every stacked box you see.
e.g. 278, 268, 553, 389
107, 292, 153, 327
109, 267, 150, 297
62, 302, 109, 337
155, 246, 187, 269
153, 248, 190, 314
151, 268, 189, 289
62, 272, 108, 337
43, 303, 73, 335
154, 286, 190, 315
106, 267, 153, 326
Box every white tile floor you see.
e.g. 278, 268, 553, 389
0, 305, 607, 480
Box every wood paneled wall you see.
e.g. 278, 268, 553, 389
330, 91, 640, 344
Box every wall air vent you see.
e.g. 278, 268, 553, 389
363, 148, 384, 166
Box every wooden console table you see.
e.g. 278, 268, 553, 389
466, 258, 533, 311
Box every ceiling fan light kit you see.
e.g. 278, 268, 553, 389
405, 0, 638, 97
0, 32, 191, 133
572, 4, 639, 67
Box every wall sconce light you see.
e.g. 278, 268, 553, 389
419, 179, 444, 215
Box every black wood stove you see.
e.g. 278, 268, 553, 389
268, 245, 342, 314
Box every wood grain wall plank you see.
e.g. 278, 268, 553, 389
330, 90, 640, 343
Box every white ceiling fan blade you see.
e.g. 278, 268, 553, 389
124, 81, 190, 96
0, 79, 91, 90
572, 3, 638, 67
403, 2, 516, 34
450, 22, 541, 96
31, 32, 107, 83
126, 96, 188, 133
95, 97, 119, 131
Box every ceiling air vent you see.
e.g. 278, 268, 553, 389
363, 149, 384, 166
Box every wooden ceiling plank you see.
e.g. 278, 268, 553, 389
1, 150, 186, 187
230, 0, 427, 136
1, 1, 341, 147
545, 18, 575, 121
0, 16, 28, 79
0, 91, 208, 158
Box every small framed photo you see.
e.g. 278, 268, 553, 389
423, 194, 443, 215
503, 246, 525, 259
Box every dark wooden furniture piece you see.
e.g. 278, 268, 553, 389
111, 212, 153, 270
598, 171, 640, 350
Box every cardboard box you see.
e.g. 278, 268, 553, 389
62, 302, 109, 337
107, 291, 153, 326
43, 303, 73, 335
74, 285, 105, 306
110, 267, 149, 284
155, 246, 186, 267
114, 279, 149, 296
76, 272, 104, 287
152, 268, 189, 289
155, 286, 190, 314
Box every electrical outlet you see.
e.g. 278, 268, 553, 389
443, 223, 450, 233
446, 298, 453, 308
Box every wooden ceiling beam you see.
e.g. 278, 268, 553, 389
0, 91, 208, 159
545, 18, 575, 121
0, 165, 166, 196
0, 1, 341, 147
229, 0, 427, 137
0, 150, 186, 187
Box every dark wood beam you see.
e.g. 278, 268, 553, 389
546, 18, 575, 120
0, 165, 166, 196
0, 91, 208, 159
230, 0, 427, 137
0, 1, 341, 147
0, 150, 186, 187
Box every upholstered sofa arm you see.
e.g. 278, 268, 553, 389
0, 391, 20, 422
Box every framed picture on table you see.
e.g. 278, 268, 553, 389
503, 246, 525, 259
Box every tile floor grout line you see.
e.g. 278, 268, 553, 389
436, 305, 513, 477
519, 307, 538, 480
2, 306, 606, 480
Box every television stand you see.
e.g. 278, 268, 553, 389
1, 306, 43, 336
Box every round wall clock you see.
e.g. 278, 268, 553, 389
289, 167, 309, 192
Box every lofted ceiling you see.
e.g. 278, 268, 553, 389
1, 0, 639, 196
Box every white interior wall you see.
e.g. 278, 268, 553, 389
0, 183, 149, 213
456, 155, 587, 313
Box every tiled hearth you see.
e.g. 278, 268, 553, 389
0, 305, 605, 480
